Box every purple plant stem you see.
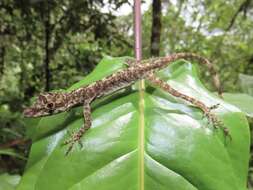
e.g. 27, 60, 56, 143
134, 0, 142, 61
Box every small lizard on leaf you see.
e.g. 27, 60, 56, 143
23, 53, 227, 155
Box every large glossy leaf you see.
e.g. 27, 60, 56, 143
223, 93, 253, 118
18, 57, 250, 190
0, 173, 20, 190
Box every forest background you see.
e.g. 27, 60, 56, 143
0, 0, 253, 188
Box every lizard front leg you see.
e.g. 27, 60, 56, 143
146, 74, 230, 138
63, 101, 92, 155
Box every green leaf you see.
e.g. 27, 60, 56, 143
18, 57, 250, 190
0, 149, 27, 160
239, 74, 253, 96
223, 93, 253, 117
0, 173, 21, 190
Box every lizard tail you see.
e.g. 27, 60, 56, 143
156, 53, 223, 97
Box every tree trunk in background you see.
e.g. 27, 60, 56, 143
226, 0, 251, 31
244, 55, 253, 74
0, 47, 5, 75
150, 0, 162, 56
44, 0, 51, 91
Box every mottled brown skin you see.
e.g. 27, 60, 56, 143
23, 53, 226, 154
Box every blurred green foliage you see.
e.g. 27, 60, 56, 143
0, 0, 253, 187
0, 0, 131, 175
0, 173, 20, 190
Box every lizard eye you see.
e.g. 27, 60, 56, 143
46, 103, 54, 109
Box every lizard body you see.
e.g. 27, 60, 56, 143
23, 53, 225, 154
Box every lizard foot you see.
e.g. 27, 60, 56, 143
63, 129, 84, 155
209, 103, 220, 110
204, 111, 232, 142
125, 58, 135, 67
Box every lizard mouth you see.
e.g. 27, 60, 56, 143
23, 107, 39, 118
23, 107, 52, 117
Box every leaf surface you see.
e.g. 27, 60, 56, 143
18, 57, 250, 190
0, 173, 20, 190
223, 93, 253, 117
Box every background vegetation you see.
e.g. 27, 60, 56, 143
0, 0, 252, 188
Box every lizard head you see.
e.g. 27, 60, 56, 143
23, 92, 68, 117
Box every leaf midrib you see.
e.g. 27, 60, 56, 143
138, 80, 145, 190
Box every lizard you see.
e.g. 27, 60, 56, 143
23, 53, 227, 155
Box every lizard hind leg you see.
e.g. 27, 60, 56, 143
63, 101, 92, 155
146, 74, 231, 140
